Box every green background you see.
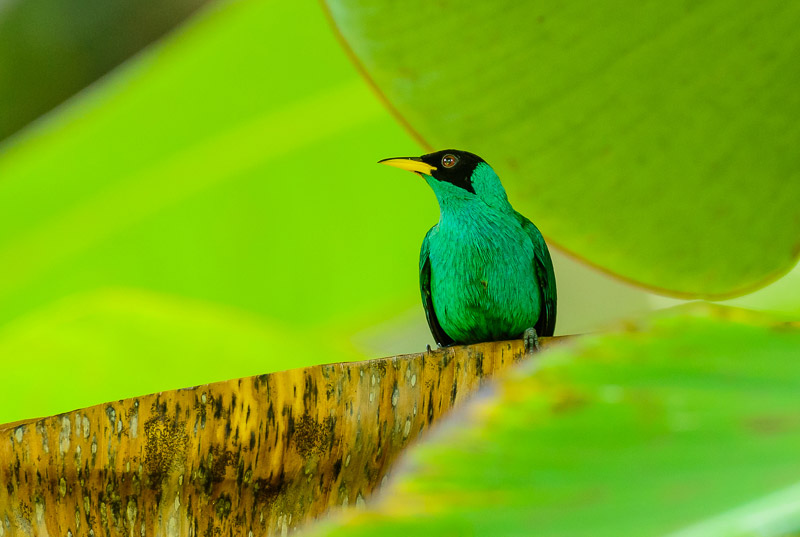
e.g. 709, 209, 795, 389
0, 0, 797, 426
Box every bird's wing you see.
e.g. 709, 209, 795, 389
420, 227, 455, 347
515, 212, 557, 336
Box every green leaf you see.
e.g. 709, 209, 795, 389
0, 0, 212, 141
305, 305, 800, 536
0, 0, 425, 331
0, 288, 354, 424
720, 263, 800, 320
0, 0, 427, 423
664, 481, 800, 537
323, 1, 800, 298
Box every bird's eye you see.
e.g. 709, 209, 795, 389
441, 154, 458, 168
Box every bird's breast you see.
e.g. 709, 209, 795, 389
427, 211, 540, 342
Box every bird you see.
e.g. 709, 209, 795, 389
379, 149, 556, 349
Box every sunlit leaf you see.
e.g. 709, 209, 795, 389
306, 305, 800, 536
0, 287, 353, 424
719, 263, 800, 319
323, 0, 800, 298
0, 0, 425, 423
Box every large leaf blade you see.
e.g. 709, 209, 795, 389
0, 0, 427, 423
323, 0, 800, 297
306, 306, 800, 536
0, 287, 350, 424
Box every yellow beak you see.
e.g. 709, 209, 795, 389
378, 157, 437, 176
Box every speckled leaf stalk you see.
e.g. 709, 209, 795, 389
0, 337, 564, 536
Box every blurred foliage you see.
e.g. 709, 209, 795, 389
0, 0, 797, 441
306, 305, 800, 537
720, 263, 800, 319
0, 0, 661, 424
324, 0, 800, 298
0, 0, 211, 141
0, 0, 426, 423
0, 288, 351, 422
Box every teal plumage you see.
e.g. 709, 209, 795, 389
381, 150, 556, 346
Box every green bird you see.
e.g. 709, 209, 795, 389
380, 149, 556, 348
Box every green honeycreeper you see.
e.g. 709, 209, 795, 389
380, 150, 557, 347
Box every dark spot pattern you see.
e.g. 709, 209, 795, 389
0, 337, 542, 536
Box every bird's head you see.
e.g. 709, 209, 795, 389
379, 149, 510, 210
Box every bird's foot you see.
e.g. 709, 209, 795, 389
523, 327, 540, 355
